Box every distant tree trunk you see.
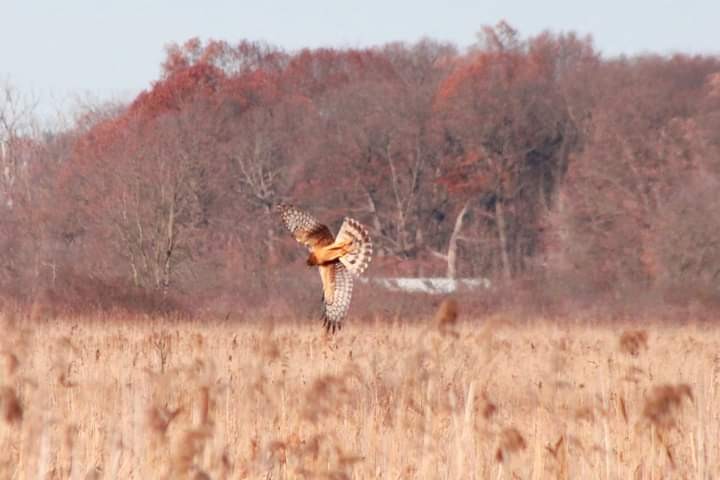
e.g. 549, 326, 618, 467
364, 189, 383, 234
495, 198, 512, 282
264, 203, 278, 264
446, 200, 469, 279
429, 200, 470, 279
386, 147, 409, 252
161, 191, 177, 297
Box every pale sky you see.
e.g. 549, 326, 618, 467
2, 0, 718, 119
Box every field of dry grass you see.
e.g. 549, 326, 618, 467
0, 304, 716, 479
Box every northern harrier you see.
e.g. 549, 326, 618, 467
276, 203, 373, 332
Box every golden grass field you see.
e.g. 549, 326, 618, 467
0, 303, 716, 479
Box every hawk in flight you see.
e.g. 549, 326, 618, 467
276, 203, 373, 333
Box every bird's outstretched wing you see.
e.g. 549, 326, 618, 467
335, 217, 373, 276
277, 203, 334, 249
319, 262, 354, 333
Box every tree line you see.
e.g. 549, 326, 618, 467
2, 22, 720, 313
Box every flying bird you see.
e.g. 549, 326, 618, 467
276, 203, 372, 333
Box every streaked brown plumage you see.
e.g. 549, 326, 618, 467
276, 203, 373, 332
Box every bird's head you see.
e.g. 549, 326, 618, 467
306, 252, 319, 266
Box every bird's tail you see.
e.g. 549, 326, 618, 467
335, 218, 372, 276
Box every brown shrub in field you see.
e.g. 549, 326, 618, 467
433, 298, 460, 339
0, 387, 22, 424
495, 427, 527, 462
619, 329, 649, 356
643, 383, 693, 430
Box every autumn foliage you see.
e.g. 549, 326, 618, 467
1, 23, 720, 314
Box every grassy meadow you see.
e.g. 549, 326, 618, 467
0, 304, 716, 479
